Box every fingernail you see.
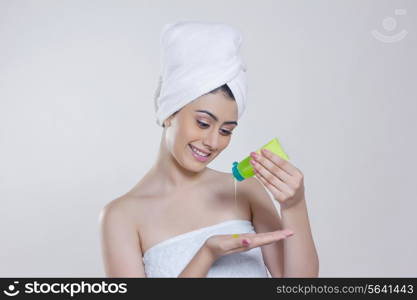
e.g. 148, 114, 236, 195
242, 239, 250, 246
262, 149, 270, 155
250, 152, 258, 159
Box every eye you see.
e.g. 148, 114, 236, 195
197, 120, 209, 128
220, 129, 232, 136
197, 120, 233, 136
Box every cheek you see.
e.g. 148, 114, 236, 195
169, 122, 198, 151
219, 137, 231, 150
182, 121, 203, 140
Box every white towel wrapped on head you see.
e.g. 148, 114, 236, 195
153, 20, 248, 127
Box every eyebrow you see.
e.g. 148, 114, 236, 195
194, 110, 238, 125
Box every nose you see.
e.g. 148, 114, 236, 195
202, 128, 220, 152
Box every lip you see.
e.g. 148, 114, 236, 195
189, 144, 211, 155
188, 144, 211, 162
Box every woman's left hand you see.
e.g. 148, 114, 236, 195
249, 149, 305, 209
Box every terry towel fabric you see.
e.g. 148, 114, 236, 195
142, 219, 270, 277
153, 20, 248, 127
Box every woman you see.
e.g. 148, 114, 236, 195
99, 21, 319, 277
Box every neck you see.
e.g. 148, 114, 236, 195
145, 130, 209, 195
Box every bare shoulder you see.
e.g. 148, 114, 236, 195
242, 176, 276, 205
217, 168, 266, 196
233, 175, 279, 218
210, 169, 232, 182
207, 169, 264, 196
99, 194, 147, 277
242, 176, 283, 230
99, 194, 143, 228
240, 176, 269, 198
207, 169, 235, 196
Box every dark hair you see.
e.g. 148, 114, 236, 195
162, 84, 235, 128
207, 84, 235, 100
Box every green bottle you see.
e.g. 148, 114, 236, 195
232, 137, 290, 181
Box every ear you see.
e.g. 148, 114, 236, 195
163, 116, 173, 128
164, 110, 179, 128
164, 116, 173, 127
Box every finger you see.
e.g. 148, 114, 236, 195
254, 168, 288, 201
256, 229, 294, 239
260, 149, 298, 177
239, 229, 293, 240
250, 230, 294, 247
220, 236, 252, 255
231, 233, 252, 248
222, 234, 251, 250
251, 152, 291, 183
251, 159, 293, 195
224, 231, 294, 255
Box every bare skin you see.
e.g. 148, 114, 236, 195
100, 167, 293, 277
99, 91, 312, 278
128, 168, 252, 256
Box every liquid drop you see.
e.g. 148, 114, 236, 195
234, 176, 238, 213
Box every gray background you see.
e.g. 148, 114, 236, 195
1, 0, 416, 277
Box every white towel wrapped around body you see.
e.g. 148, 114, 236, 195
153, 20, 248, 127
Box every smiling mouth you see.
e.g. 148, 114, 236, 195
188, 144, 212, 157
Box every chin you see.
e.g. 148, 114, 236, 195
180, 161, 206, 174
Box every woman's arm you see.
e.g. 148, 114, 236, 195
280, 198, 319, 277
244, 176, 286, 277
243, 176, 319, 277
99, 200, 146, 277
244, 149, 319, 277
177, 243, 216, 277
100, 198, 217, 278
248, 149, 319, 277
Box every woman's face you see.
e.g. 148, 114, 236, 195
164, 92, 238, 172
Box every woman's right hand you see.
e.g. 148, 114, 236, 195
204, 228, 294, 261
